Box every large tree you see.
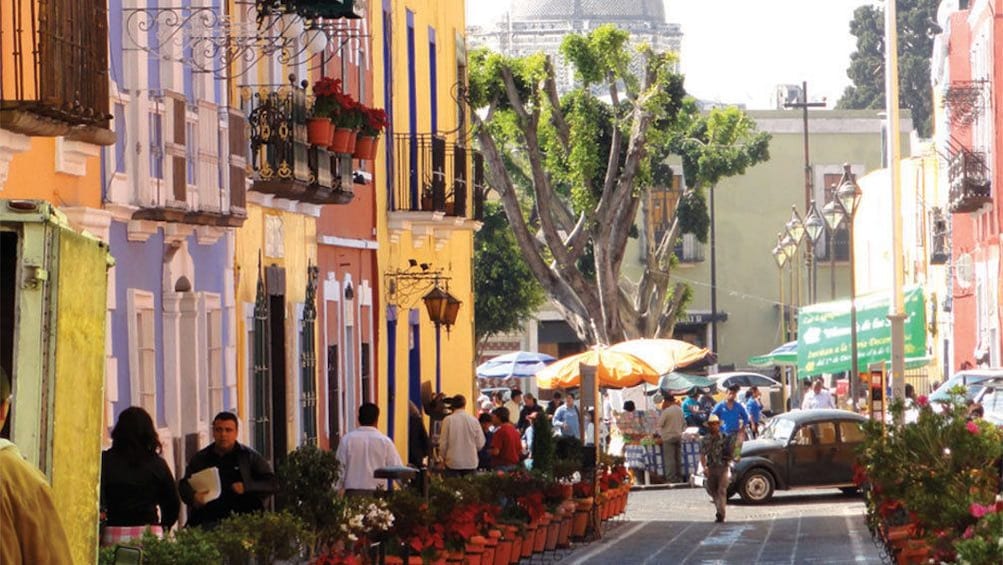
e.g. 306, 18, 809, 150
467, 25, 770, 345
836, 0, 939, 137
474, 201, 546, 353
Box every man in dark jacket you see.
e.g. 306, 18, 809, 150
179, 412, 277, 528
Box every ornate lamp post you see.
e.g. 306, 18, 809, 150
827, 164, 862, 407
421, 283, 462, 392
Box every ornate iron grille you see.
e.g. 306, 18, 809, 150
1, 0, 111, 135
473, 151, 486, 221
944, 80, 988, 127
252, 256, 273, 460
299, 265, 318, 446
928, 207, 948, 265
242, 78, 353, 204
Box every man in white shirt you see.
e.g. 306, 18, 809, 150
335, 403, 403, 496
657, 395, 687, 483
801, 378, 836, 410
505, 389, 523, 425
438, 395, 485, 476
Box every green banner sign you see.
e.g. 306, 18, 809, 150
797, 287, 927, 375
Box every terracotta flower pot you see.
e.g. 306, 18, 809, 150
330, 128, 358, 154
521, 526, 536, 558
557, 517, 572, 548
572, 510, 590, 538
493, 539, 512, 565
352, 135, 380, 160
307, 117, 332, 146
898, 538, 931, 565
533, 522, 548, 553
545, 521, 560, 551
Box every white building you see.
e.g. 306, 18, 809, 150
468, 0, 682, 95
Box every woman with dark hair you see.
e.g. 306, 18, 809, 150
100, 406, 180, 546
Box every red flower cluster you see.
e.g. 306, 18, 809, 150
313, 77, 343, 98
409, 524, 445, 554
572, 481, 595, 499
516, 492, 545, 523
364, 107, 388, 134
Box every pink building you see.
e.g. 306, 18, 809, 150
937, 0, 1003, 370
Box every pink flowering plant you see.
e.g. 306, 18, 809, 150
953, 500, 1003, 564
857, 387, 1003, 559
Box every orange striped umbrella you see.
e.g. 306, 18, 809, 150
535, 348, 661, 389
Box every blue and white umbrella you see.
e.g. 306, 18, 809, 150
476, 351, 556, 379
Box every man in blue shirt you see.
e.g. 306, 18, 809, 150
553, 393, 581, 439
711, 385, 750, 437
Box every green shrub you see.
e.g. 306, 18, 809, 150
531, 415, 556, 475
210, 510, 311, 564
132, 528, 221, 565
279, 443, 342, 553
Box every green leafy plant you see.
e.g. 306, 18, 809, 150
279, 443, 342, 554
210, 511, 311, 564
953, 501, 1003, 565
126, 528, 221, 565
531, 413, 556, 475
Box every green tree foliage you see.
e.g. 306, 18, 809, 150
474, 201, 545, 345
836, 0, 939, 137
468, 25, 770, 343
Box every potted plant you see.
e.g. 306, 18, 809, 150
330, 94, 365, 154
354, 106, 388, 160
309, 77, 342, 146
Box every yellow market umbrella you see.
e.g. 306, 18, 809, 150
608, 338, 715, 375
535, 348, 661, 389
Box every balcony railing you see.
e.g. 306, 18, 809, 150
0, 0, 113, 144
392, 133, 475, 218
948, 149, 992, 214
242, 80, 355, 205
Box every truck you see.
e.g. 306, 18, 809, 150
1, 199, 112, 564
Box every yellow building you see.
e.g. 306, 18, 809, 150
371, 0, 484, 450
856, 145, 948, 390
2, 0, 114, 561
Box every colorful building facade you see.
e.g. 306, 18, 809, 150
373, 0, 483, 449
935, 0, 1002, 371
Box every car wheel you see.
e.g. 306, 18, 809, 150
738, 469, 775, 503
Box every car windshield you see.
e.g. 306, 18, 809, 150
929, 373, 996, 403
759, 417, 795, 442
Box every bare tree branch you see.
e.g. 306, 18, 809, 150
543, 57, 571, 153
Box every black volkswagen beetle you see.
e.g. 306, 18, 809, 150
694, 409, 867, 503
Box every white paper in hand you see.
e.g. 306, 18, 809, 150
188, 467, 222, 502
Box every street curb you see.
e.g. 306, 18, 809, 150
630, 482, 694, 491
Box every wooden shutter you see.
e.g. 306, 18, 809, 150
168, 94, 187, 203
228, 109, 247, 211
452, 144, 467, 217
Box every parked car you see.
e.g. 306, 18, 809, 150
929, 369, 1003, 405
972, 376, 1003, 426
692, 409, 867, 503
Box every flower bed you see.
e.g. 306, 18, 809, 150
857, 390, 1003, 563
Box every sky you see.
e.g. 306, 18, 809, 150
467, 0, 878, 109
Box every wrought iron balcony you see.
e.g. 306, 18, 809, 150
944, 80, 988, 127
948, 149, 992, 214
242, 80, 356, 205
256, 0, 365, 20
1, 0, 114, 144
392, 133, 476, 218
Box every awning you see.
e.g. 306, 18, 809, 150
797, 286, 928, 376
748, 341, 797, 367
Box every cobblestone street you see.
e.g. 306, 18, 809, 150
562, 487, 884, 564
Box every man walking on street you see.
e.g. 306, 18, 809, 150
700, 415, 731, 523
179, 412, 277, 528
657, 395, 686, 483
745, 386, 763, 439
438, 395, 485, 476
335, 403, 403, 497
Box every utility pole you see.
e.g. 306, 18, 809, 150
785, 81, 826, 304
885, 0, 906, 422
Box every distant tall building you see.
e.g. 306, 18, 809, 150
468, 0, 682, 94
